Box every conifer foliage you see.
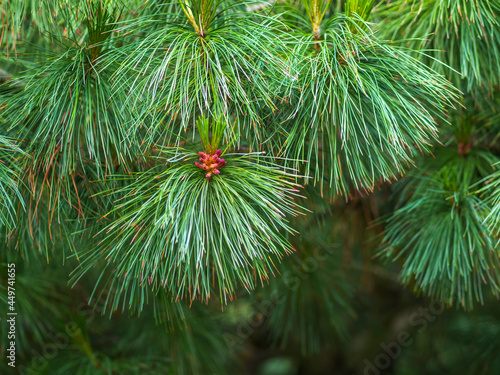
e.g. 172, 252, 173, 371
2, 0, 500, 374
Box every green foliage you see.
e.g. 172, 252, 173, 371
196, 115, 228, 154
479, 168, 500, 241
2, 1, 133, 180
2, 0, 500, 373
0, 135, 23, 228
72, 148, 304, 309
106, 0, 291, 150
345, 0, 375, 21
375, 0, 500, 91
280, 11, 457, 197
0, 1, 140, 260
1, 0, 63, 53
380, 147, 500, 309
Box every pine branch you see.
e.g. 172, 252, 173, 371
104, 0, 295, 151
379, 147, 500, 309
374, 0, 500, 91
279, 12, 458, 197
1, 2, 141, 259
0, 135, 24, 228
71, 148, 305, 309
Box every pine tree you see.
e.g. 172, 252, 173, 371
1, 1, 500, 374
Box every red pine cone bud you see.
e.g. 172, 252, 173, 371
195, 150, 227, 178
